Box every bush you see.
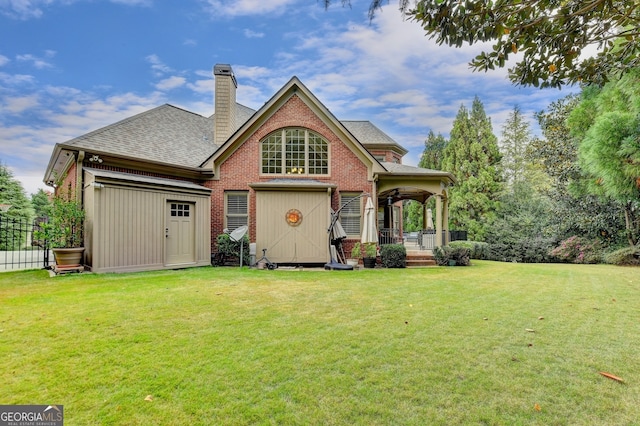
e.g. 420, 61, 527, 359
549, 236, 602, 264
449, 241, 489, 260
216, 233, 250, 266
603, 245, 640, 266
433, 245, 470, 266
487, 237, 557, 263
380, 244, 406, 268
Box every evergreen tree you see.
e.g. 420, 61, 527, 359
419, 130, 448, 170
568, 70, 640, 245
31, 188, 52, 219
500, 106, 533, 188
442, 97, 503, 241
0, 162, 34, 250
0, 163, 33, 221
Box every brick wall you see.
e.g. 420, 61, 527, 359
55, 162, 78, 199
206, 94, 375, 250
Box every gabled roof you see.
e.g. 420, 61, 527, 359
202, 76, 386, 178
342, 121, 408, 155
44, 76, 412, 184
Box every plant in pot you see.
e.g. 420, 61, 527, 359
347, 242, 361, 267
34, 188, 85, 267
363, 242, 377, 268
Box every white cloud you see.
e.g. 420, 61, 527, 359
0, 54, 9, 66
202, 0, 298, 18
243, 29, 264, 38
0, 0, 46, 19
3, 94, 39, 113
155, 76, 186, 91
1, 0, 149, 20
0, 72, 35, 85
110, 0, 151, 6
16, 51, 55, 69
145, 54, 173, 76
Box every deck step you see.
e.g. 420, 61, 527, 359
405, 252, 437, 267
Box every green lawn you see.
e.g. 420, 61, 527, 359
1, 262, 638, 425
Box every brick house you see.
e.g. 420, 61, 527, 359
44, 64, 454, 273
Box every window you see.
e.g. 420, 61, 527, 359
170, 203, 190, 217
340, 193, 361, 236
225, 191, 248, 231
261, 129, 329, 175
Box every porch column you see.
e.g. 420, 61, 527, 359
443, 195, 449, 244
435, 194, 443, 247
422, 203, 427, 229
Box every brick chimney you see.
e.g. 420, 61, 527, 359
213, 64, 237, 146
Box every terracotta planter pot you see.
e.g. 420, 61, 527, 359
53, 247, 85, 266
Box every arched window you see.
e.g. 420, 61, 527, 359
261, 129, 329, 175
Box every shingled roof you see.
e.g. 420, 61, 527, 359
341, 120, 408, 154
61, 104, 215, 168
57, 103, 402, 170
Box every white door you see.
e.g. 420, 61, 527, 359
166, 201, 195, 265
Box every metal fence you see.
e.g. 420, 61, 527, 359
0, 216, 52, 272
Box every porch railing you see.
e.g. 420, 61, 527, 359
384, 229, 468, 250
379, 228, 402, 245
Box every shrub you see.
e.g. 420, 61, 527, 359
449, 241, 490, 260
216, 233, 250, 266
380, 244, 406, 268
487, 237, 557, 263
603, 245, 640, 266
364, 243, 377, 258
433, 245, 470, 266
350, 242, 361, 259
549, 236, 602, 264
33, 187, 85, 248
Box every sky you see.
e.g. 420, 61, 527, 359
0, 0, 579, 196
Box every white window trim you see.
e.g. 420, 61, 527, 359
224, 191, 249, 231
260, 128, 330, 176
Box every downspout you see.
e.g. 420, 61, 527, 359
76, 151, 85, 203
372, 174, 378, 212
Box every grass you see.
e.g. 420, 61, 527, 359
1, 261, 639, 425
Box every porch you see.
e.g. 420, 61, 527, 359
379, 228, 468, 267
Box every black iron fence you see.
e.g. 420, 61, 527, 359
0, 216, 52, 271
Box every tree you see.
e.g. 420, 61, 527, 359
31, 189, 52, 219
419, 130, 448, 170
0, 162, 34, 250
0, 162, 33, 222
500, 106, 533, 187
442, 97, 503, 240
568, 70, 640, 245
324, 0, 640, 88
529, 93, 626, 245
